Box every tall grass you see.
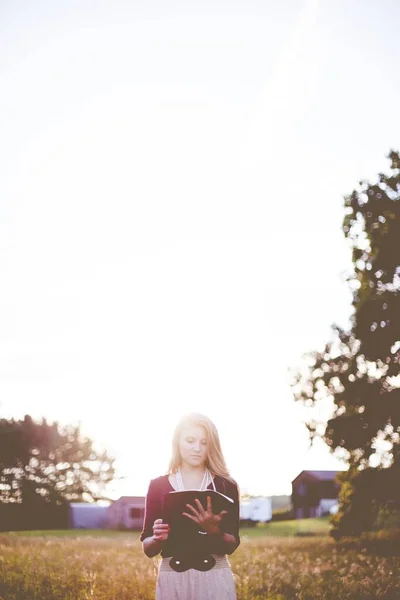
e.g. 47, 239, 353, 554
0, 526, 399, 599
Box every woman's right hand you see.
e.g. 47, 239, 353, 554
152, 519, 170, 542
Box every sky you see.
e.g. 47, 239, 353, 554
1, 0, 400, 500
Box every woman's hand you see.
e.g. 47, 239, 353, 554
152, 518, 170, 542
182, 496, 228, 534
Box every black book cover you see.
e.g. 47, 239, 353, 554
163, 489, 235, 532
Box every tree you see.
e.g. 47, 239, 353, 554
290, 150, 400, 537
0, 414, 117, 505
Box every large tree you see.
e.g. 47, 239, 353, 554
291, 150, 400, 536
0, 414, 117, 505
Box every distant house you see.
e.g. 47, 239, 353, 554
291, 470, 340, 519
69, 503, 109, 529
106, 496, 146, 530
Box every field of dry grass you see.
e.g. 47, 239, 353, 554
0, 524, 399, 599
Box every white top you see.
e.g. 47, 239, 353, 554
176, 467, 217, 492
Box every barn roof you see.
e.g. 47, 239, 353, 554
114, 496, 146, 503
291, 470, 339, 484
69, 503, 108, 511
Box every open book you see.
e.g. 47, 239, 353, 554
163, 489, 235, 532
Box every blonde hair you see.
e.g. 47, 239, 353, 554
167, 412, 236, 485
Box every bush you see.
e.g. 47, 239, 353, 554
336, 528, 400, 555
330, 466, 400, 540
373, 502, 400, 531
330, 469, 380, 540
239, 518, 257, 527
271, 508, 295, 522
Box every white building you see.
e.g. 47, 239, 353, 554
69, 503, 109, 529
239, 496, 272, 523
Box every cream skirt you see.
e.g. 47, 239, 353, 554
155, 553, 237, 600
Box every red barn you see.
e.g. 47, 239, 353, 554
291, 470, 340, 519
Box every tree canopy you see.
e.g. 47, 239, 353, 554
0, 414, 117, 505
290, 150, 400, 536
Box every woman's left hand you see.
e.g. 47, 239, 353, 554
182, 496, 228, 534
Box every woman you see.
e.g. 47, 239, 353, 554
140, 412, 240, 599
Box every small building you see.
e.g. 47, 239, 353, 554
240, 496, 272, 525
106, 496, 146, 530
69, 503, 109, 529
291, 470, 340, 519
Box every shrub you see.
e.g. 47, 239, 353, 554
373, 502, 400, 531
271, 508, 295, 522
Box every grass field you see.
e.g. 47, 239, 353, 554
1, 519, 399, 599
6, 516, 331, 539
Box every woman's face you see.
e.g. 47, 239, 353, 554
179, 424, 208, 468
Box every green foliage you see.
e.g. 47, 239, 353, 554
335, 527, 400, 556
271, 507, 295, 521
0, 415, 117, 506
374, 503, 400, 530
290, 150, 400, 538
329, 469, 380, 539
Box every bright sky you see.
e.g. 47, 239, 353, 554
1, 0, 400, 500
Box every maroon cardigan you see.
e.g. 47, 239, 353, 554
140, 474, 241, 558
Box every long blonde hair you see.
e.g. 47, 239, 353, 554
167, 412, 235, 485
